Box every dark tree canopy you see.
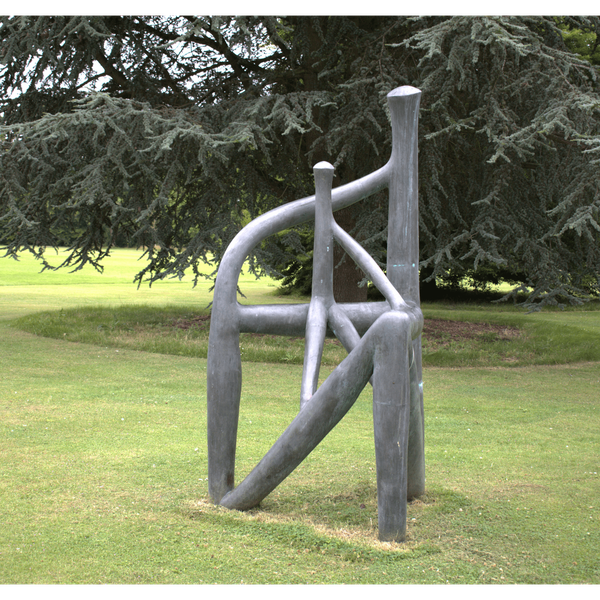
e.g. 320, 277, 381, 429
1, 16, 599, 308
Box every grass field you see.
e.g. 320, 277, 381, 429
1, 248, 599, 585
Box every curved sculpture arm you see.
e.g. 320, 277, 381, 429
211, 164, 390, 322
331, 221, 407, 312
327, 303, 362, 352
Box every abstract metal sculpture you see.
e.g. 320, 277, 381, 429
207, 86, 424, 542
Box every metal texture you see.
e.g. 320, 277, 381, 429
207, 86, 424, 542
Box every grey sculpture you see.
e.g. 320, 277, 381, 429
207, 86, 424, 542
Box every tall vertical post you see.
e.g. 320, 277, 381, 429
301, 162, 335, 408
386, 86, 425, 499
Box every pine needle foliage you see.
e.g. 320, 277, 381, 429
0, 16, 599, 307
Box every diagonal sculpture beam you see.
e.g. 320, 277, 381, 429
207, 86, 424, 542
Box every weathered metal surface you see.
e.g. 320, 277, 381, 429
207, 86, 424, 542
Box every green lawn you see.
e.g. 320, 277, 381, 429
1, 249, 599, 584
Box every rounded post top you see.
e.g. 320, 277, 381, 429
313, 161, 334, 172
387, 86, 421, 98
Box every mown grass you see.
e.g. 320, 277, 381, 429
2, 326, 598, 584
1, 248, 599, 584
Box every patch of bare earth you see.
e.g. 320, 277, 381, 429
424, 318, 520, 346
172, 315, 211, 330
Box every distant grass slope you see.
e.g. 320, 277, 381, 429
0, 247, 292, 322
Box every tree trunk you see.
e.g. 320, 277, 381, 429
300, 18, 369, 303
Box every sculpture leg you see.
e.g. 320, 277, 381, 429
207, 320, 242, 504
407, 336, 425, 500
372, 313, 412, 542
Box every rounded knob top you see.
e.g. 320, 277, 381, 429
387, 86, 421, 98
